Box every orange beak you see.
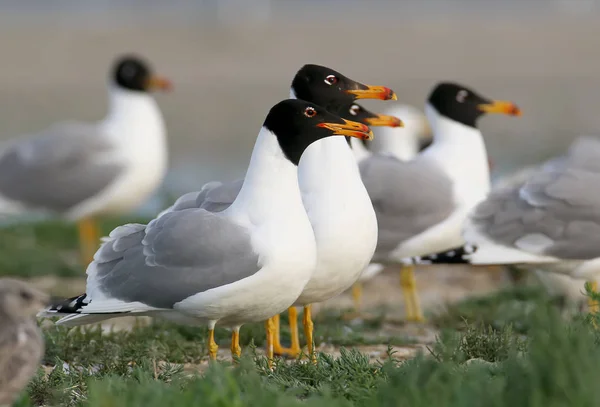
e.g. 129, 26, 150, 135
146, 75, 173, 92
364, 114, 404, 128
478, 100, 521, 116
346, 85, 397, 101
317, 119, 374, 140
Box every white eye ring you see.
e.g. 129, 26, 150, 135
349, 105, 360, 116
456, 90, 468, 103
324, 75, 338, 85
304, 106, 317, 118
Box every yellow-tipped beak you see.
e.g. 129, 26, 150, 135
478, 100, 521, 116
146, 75, 173, 92
346, 86, 397, 101
317, 119, 374, 140
365, 114, 404, 128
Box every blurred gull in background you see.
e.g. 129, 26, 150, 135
359, 82, 521, 321
409, 136, 600, 312
0, 55, 171, 266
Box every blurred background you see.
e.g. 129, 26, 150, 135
1, 0, 600, 215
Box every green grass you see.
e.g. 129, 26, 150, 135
5, 220, 600, 406
0, 217, 152, 278
21, 306, 600, 407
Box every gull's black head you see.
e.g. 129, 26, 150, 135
112, 55, 172, 93
427, 82, 521, 128
291, 64, 397, 114
263, 99, 373, 165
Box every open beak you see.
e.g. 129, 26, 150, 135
364, 114, 404, 128
146, 75, 173, 92
317, 119, 374, 141
478, 100, 521, 116
346, 85, 397, 101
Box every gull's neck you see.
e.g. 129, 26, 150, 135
229, 127, 306, 220
350, 137, 371, 162
101, 85, 166, 146
423, 103, 490, 203
370, 126, 420, 161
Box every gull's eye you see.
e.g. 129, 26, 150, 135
324, 75, 338, 85
456, 90, 468, 103
304, 106, 317, 118
349, 105, 360, 116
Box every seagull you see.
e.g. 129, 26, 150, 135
159, 64, 399, 359
349, 104, 432, 163
405, 136, 600, 312
359, 82, 521, 321
40, 99, 374, 363
0, 54, 171, 266
346, 104, 433, 312
0, 279, 49, 406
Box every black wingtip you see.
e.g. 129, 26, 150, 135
403, 244, 478, 265
47, 294, 88, 314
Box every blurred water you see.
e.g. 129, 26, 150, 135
0, 3, 599, 215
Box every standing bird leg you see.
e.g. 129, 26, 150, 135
77, 217, 100, 266
273, 307, 301, 357
208, 326, 219, 361
231, 327, 242, 361
400, 265, 424, 322
303, 305, 317, 364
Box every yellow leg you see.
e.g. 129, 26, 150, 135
588, 280, 599, 314
400, 265, 425, 322
352, 283, 363, 312
77, 217, 99, 266
208, 328, 218, 361
265, 317, 275, 368
273, 308, 301, 357
400, 266, 415, 320
231, 328, 241, 361
303, 305, 316, 364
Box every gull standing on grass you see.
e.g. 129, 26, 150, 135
159, 64, 400, 359
359, 82, 521, 321
41, 99, 375, 363
346, 104, 432, 312
405, 136, 600, 312
0, 279, 49, 406
0, 54, 171, 266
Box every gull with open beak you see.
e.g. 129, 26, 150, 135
359, 82, 521, 322
0, 54, 171, 267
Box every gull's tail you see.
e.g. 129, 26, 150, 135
403, 244, 478, 265
38, 293, 129, 326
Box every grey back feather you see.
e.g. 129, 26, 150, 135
470, 137, 600, 260
359, 155, 455, 257
93, 209, 261, 308
0, 122, 124, 213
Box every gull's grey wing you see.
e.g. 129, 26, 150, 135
470, 145, 600, 260
359, 155, 455, 256
197, 179, 242, 212
0, 122, 124, 213
0, 320, 43, 405
91, 209, 261, 309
